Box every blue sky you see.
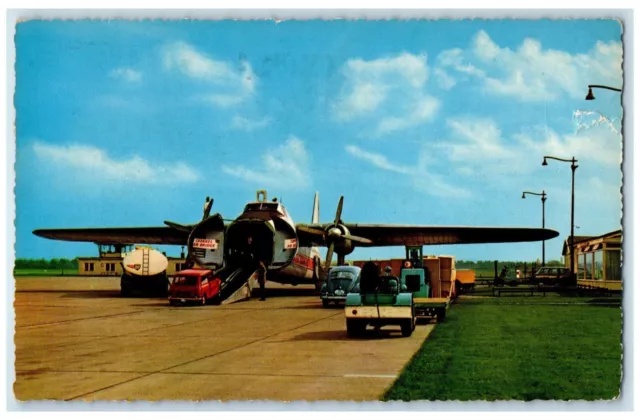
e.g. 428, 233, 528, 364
14, 19, 623, 262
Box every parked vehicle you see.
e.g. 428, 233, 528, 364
344, 261, 415, 337
320, 266, 361, 307
534, 266, 575, 287
169, 269, 221, 305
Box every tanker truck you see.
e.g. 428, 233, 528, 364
120, 246, 170, 297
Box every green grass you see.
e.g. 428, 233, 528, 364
383, 296, 622, 401
13, 268, 79, 276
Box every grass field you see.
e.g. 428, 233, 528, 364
384, 296, 622, 401
13, 268, 79, 276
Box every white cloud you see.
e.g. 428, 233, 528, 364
334, 52, 440, 135
345, 145, 411, 174
433, 68, 456, 90
163, 41, 257, 107
230, 115, 271, 131
222, 136, 311, 191
376, 96, 440, 135
32, 142, 199, 184
110, 67, 142, 83
515, 124, 621, 167
345, 144, 470, 198
437, 116, 621, 180
436, 30, 622, 101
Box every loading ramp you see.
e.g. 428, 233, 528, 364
215, 266, 261, 305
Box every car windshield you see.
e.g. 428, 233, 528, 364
328, 271, 356, 291
173, 276, 198, 286
536, 268, 553, 275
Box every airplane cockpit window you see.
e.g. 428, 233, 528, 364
245, 202, 280, 212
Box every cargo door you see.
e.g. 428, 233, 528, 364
188, 214, 225, 269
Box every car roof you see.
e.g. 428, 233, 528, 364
175, 269, 212, 276
329, 266, 361, 273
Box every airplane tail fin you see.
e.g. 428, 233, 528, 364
311, 192, 320, 224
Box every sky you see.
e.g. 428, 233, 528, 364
13, 19, 624, 262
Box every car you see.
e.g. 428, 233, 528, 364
169, 269, 221, 305
320, 266, 361, 307
534, 266, 575, 287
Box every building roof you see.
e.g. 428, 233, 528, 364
561, 229, 622, 256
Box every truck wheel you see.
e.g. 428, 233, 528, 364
401, 319, 413, 337
322, 299, 329, 308
347, 319, 365, 337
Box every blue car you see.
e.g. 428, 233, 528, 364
320, 266, 361, 307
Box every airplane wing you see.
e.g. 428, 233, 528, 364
32, 226, 190, 245
296, 224, 559, 247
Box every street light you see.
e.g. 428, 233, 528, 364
522, 190, 547, 266
585, 84, 622, 100
542, 156, 578, 282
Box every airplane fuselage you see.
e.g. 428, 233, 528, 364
188, 195, 323, 287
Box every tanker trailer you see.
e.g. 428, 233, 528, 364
120, 246, 170, 297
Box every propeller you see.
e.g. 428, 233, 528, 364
298, 196, 373, 272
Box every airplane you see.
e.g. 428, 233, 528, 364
33, 189, 560, 291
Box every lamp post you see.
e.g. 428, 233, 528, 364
585, 84, 622, 100
522, 190, 547, 266
542, 156, 578, 281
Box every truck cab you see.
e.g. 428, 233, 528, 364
169, 269, 221, 306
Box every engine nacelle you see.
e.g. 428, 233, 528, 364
330, 224, 355, 256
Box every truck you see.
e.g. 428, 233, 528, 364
169, 269, 221, 306
350, 246, 458, 322
344, 261, 415, 337
320, 265, 361, 307
120, 246, 170, 297
402, 246, 455, 321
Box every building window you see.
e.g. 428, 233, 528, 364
176, 263, 184, 271
105, 263, 116, 272
84, 262, 94, 272
593, 250, 603, 280
605, 250, 621, 281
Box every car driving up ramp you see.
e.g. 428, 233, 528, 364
220, 268, 261, 305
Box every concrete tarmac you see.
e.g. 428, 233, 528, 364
14, 277, 434, 402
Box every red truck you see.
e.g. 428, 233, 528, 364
169, 269, 221, 306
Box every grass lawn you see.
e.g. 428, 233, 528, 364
13, 268, 79, 276
384, 296, 622, 401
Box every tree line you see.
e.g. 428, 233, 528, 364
456, 259, 565, 270
14, 258, 79, 269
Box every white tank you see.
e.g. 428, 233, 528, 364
122, 247, 168, 277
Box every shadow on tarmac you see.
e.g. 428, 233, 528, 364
284, 329, 407, 342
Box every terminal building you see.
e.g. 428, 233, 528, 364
77, 244, 188, 276
562, 229, 622, 291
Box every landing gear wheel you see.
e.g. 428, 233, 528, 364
401, 319, 414, 337
346, 319, 366, 337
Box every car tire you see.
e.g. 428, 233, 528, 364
401, 319, 413, 337
322, 299, 329, 308
347, 319, 365, 337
